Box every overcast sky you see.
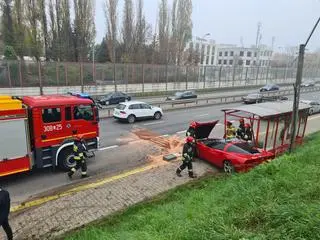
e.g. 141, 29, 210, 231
94, 0, 320, 52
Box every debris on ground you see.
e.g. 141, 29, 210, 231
132, 128, 184, 162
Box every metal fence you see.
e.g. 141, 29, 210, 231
0, 60, 320, 92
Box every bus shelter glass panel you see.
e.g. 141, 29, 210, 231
297, 113, 308, 138
255, 119, 269, 149
275, 118, 286, 148
265, 120, 277, 151
282, 115, 292, 145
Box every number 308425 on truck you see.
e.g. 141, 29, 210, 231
0, 94, 99, 177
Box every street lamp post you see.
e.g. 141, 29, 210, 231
195, 33, 211, 87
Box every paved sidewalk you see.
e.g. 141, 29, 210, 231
3, 159, 215, 240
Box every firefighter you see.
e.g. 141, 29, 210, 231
68, 135, 88, 179
236, 118, 245, 139
243, 123, 253, 141
186, 121, 196, 138
226, 121, 236, 139
0, 187, 13, 240
176, 136, 196, 178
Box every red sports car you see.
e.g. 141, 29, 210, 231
191, 121, 274, 173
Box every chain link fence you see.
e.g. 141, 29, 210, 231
0, 60, 320, 94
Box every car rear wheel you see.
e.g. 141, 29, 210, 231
127, 114, 136, 123
154, 111, 162, 120
223, 160, 235, 174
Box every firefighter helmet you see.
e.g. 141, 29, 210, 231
74, 134, 85, 141
186, 136, 195, 143
190, 121, 197, 128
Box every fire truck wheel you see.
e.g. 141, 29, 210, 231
58, 147, 76, 171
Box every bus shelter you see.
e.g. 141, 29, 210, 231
222, 101, 310, 156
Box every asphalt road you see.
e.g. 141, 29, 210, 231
99, 90, 319, 148
2, 90, 320, 205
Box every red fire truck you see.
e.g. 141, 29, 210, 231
0, 94, 99, 177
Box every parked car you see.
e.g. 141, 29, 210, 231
242, 93, 288, 104
191, 121, 274, 173
242, 93, 263, 104
166, 91, 197, 101
300, 100, 320, 115
98, 92, 131, 105
113, 101, 163, 123
259, 84, 280, 92
301, 80, 315, 87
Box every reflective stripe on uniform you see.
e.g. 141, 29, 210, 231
73, 145, 78, 152
81, 172, 87, 175
74, 156, 81, 160
71, 168, 76, 172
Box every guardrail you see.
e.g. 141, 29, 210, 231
92, 80, 302, 100
99, 86, 320, 119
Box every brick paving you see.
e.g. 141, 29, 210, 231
2, 160, 215, 240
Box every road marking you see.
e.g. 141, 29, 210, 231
98, 145, 119, 151
176, 130, 187, 134
10, 162, 167, 213
198, 114, 209, 117
216, 123, 223, 126
143, 121, 164, 126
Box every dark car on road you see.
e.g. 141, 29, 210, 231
242, 93, 288, 104
166, 91, 197, 101
259, 84, 280, 92
98, 92, 132, 105
242, 93, 263, 104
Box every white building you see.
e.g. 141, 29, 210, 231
186, 37, 216, 66
185, 37, 273, 67
215, 44, 273, 67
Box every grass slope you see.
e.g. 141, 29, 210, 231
64, 133, 320, 240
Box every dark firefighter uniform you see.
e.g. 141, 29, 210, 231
0, 188, 13, 240
68, 136, 88, 179
176, 137, 196, 178
236, 119, 245, 139
243, 124, 253, 141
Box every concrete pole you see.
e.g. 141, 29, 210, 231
289, 44, 305, 152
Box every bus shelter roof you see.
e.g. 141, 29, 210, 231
222, 101, 310, 118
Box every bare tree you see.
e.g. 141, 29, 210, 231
73, 0, 95, 62
25, 0, 42, 61
175, 0, 192, 65
133, 0, 151, 63
38, 0, 49, 61
12, 0, 26, 59
122, 0, 134, 62
158, 0, 170, 64
1, 0, 14, 47
105, 0, 118, 63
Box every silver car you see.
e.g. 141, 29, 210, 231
300, 100, 320, 115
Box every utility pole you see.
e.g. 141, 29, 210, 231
289, 16, 320, 152
289, 44, 305, 152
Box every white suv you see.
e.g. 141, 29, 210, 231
113, 101, 163, 123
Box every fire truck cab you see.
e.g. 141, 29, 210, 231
0, 94, 99, 177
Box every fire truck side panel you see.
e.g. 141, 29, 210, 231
29, 104, 98, 169
0, 109, 32, 177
